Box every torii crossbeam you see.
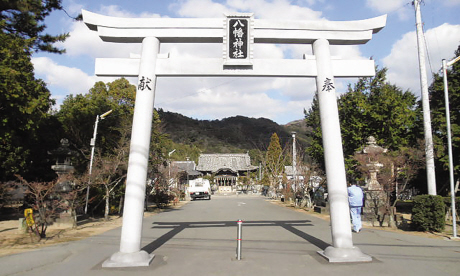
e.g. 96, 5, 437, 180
82, 10, 386, 267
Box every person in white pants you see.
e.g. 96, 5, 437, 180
348, 183, 364, 233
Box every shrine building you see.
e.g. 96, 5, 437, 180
196, 153, 258, 193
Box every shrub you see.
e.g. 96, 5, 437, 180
149, 188, 174, 209
411, 195, 446, 232
442, 197, 460, 216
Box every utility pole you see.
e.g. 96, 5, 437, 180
413, 0, 437, 195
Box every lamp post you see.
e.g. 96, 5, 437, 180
168, 149, 176, 189
442, 56, 460, 238
84, 110, 113, 214
292, 132, 297, 200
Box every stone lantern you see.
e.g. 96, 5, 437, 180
47, 138, 78, 228
358, 136, 388, 225
48, 138, 76, 192
361, 136, 387, 191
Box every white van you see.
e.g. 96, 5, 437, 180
188, 178, 211, 200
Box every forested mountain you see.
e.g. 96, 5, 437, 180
156, 109, 310, 154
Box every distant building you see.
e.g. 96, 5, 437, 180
170, 160, 201, 189
284, 165, 321, 190
284, 166, 299, 180
196, 153, 258, 193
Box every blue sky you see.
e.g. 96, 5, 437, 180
33, 0, 460, 124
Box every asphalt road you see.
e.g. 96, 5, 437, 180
1, 194, 459, 276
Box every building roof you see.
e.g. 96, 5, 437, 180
196, 153, 258, 173
171, 161, 202, 176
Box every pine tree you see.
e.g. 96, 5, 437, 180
0, 32, 56, 180
1, 0, 68, 53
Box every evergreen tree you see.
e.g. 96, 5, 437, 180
266, 133, 285, 187
56, 78, 136, 174
0, 0, 69, 180
304, 96, 324, 170
305, 67, 420, 177
0, 32, 56, 180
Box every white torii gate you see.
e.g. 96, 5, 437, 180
82, 10, 386, 267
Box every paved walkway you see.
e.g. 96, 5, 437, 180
1, 195, 459, 276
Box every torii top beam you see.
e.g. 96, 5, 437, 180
82, 10, 386, 45
83, 10, 386, 78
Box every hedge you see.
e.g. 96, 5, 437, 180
411, 195, 446, 232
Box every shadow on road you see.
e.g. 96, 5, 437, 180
142, 220, 330, 254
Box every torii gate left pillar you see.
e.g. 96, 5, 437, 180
82, 10, 386, 267
102, 37, 159, 267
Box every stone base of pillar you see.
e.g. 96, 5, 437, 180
102, 250, 154, 267
317, 246, 372, 263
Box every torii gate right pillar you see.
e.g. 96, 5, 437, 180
314, 38, 371, 262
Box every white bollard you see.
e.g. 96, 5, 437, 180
236, 219, 243, 260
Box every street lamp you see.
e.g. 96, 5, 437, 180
168, 149, 176, 189
442, 56, 460, 238
84, 109, 113, 214
292, 132, 297, 201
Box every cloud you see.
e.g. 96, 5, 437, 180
98, 5, 164, 19
61, 21, 138, 58
444, 0, 460, 6
366, 0, 407, 13
155, 77, 311, 123
226, 0, 322, 20
60, 5, 167, 59
173, 0, 322, 20
61, 6, 164, 59
32, 57, 97, 102
172, 0, 230, 17
382, 23, 460, 96
365, 0, 411, 20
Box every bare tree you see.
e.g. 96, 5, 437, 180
146, 165, 175, 209
15, 176, 80, 239
89, 121, 130, 220
91, 149, 127, 220
297, 161, 325, 208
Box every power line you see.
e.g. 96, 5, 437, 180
62, 8, 81, 21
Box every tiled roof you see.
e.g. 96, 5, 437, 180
171, 161, 202, 176
196, 153, 258, 173
171, 161, 196, 171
